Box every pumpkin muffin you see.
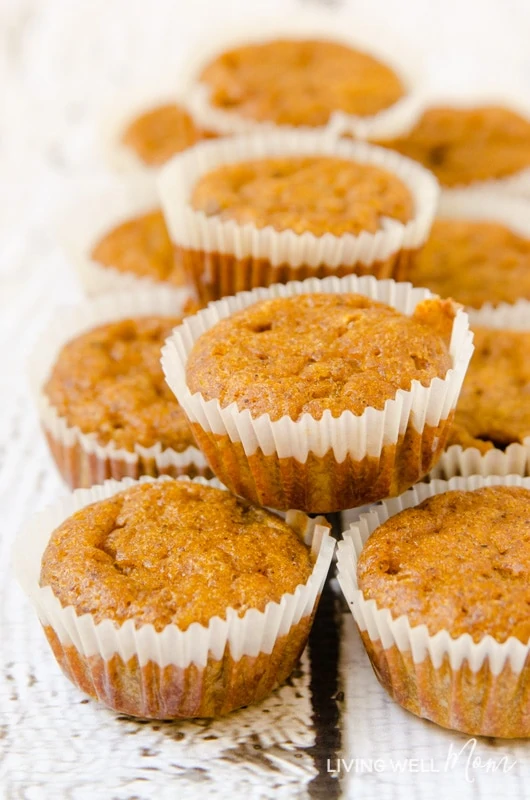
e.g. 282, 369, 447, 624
159, 133, 439, 303
22, 476, 334, 719
91, 209, 187, 287
406, 217, 530, 309
376, 105, 530, 187
340, 480, 530, 737
447, 326, 530, 453
121, 102, 207, 167
42, 315, 207, 487
162, 278, 473, 513
198, 38, 405, 128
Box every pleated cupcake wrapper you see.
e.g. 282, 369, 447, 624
158, 131, 440, 273
161, 275, 473, 464
99, 85, 203, 173
14, 474, 335, 668
430, 296, 530, 479
180, 14, 425, 141
337, 474, 530, 677
57, 175, 193, 298
29, 287, 208, 487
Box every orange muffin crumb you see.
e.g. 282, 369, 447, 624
191, 156, 413, 236
200, 39, 405, 127
357, 486, 530, 643
40, 480, 314, 631
186, 294, 453, 420
376, 106, 530, 186
407, 218, 530, 308
45, 316, 194, 452
91, 210, 186, 286
121, 103, 203, 166
448, 327, 530, 452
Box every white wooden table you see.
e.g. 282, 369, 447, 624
2, 1, 530, 797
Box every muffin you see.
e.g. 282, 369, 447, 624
374, 104, 530, 190
63, 177, 195, 298
162, 275, 473, 513
15, 475, 335, 719
337, 476, 530, 738
31, 287, 209, 488
158, 131, 439, 303
185, 28, 422, 141
121, 102, 207, 167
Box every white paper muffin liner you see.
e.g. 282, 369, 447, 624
180, 14, 425, 141
161, 275, 473, 512
14, 474, 334, 718
29, 287, 208, 488
337, 474, 530, 737
58, 175, 193, 298
334, 91, 530, 196
99, 85, 206, 173
158, 130, 439, 301
430, 297, 530, 479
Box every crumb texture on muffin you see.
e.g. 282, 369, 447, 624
376, 106, 530, 186
121, 103, 202, 166
200, 39, 405, 126
40, 481, 314, 631
191, 156, 413, 236
45, 316, 194, 451
357, 485, 530, 642
448, 327, 530, 452
91, 210, 186, 284
186, 293, 453, 420
407, 218, 530, 308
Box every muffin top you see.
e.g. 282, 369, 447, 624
199, 38, 405, 127
376, 106, 530, 186
45, 316, 194, 452
191, 156, 413, 236
91, 210, 186, 286
448, 326, 530, 453
357, 485, 530, 643
407, 218, 530, 308
40, 480, 314, 631
121, 103, 203, 166
186, 294, 454, 420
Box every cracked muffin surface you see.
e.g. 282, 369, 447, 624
45, 316, 194, 452
191, 156, 413, 236
200, 38, 405, 127
357, 485, 530, 642
186, 293, 454, 420
40, 480, 314, 631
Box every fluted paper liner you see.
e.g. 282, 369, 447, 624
161, 275, 473, 512
158, 130, 439, 301
180, 15, 425, 141
431, 295, 530, 479
58, 175, 193, 298
14, 475, 334, 718
337, 474, 530, 737
29, 287, 208, 488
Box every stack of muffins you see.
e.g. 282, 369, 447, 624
15, 25, 530, 738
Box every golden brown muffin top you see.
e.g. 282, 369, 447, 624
45, 316, 194, 452
357, 486, 530, 643
448, 327, 530, 453
200, 38, 405, 127
407, 218, 530, 308
186, 294, 454, 420
121, 103, 203, 166
376, 106, 530, 186
40, 480, 314, 631
91, 210, 186, 286
191, 156, 413, 237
